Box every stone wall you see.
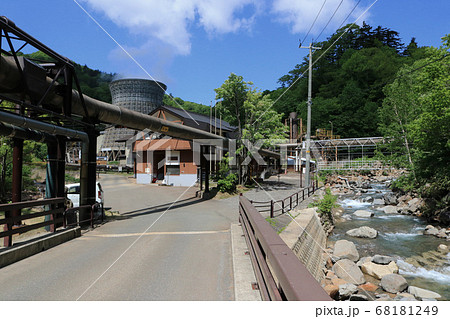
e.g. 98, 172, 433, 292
280, 208, 327, 282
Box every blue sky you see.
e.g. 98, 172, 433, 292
2, 0, 449, 106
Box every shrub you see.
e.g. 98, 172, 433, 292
217, 173, 237, 193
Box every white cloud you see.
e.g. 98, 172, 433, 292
80, 0, 260, 55
271, 0, 368, 40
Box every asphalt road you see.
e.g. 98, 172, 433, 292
0, 174, 238, 300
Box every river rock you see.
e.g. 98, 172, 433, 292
338, 283, 358, 299
372, 255, 393, 265
353, 210, 374, 218
380, 274, 408, 293
360, 261, 398, 280
358, 282, 378, 292
324, 284, 339, 299
407, 198, 423, 213
408, 286, 442, 299
357, 256, 372, 267
437, 244, 448, 253
346, 226, 378, 239
333, 240, 359, 262
384, 193, 398, 205
383, 205, 398, 214
332, 277, 348, 287
373, 198, 385, 205
437, 228, 447, 238
363, 196, 373, 203
332, 259, 365, 285
349, 294, 369, 301
424, 225, 439, 236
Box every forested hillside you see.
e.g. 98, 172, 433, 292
22, 51, 115, 103
270, 22, 427, 138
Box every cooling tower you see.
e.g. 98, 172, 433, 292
98, 78, 167, 162
109, 78, 167, 115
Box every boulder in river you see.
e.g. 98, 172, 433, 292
408, 286, 442, 299
437, 244, 448, 253
407, 198, 423, 213
383, 205, 398, 214
346, 226, 378, 239
423, 225, 439, 236
372, 255, 394, 265
373, 198, 385, 205
353, 210, 374, 218
383, 193, 398, 205
360, 261, 398, 280
333, 239, 360, 262
332, 259, 365, 285
380, 274, 408, 293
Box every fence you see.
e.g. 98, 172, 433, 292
317, 159, 383, 171
249, 181, 318, 218
239, 194, 331, 301
0, 199, 104, 248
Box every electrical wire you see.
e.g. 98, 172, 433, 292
300, 0, 327, 46
337, 0, 361, 30
255, 0, 379, 124
315, 0, 344, 43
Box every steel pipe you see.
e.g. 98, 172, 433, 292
0, 55, 280, 158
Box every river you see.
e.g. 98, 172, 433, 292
329, 182, 450, 300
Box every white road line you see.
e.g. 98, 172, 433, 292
85, 230, 230, 238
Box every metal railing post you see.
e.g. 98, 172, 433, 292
270, 200, 274, 218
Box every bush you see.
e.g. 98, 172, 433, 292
217, 173, 237, 193
310, 188, 338, 220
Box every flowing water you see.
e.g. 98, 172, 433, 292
329, 183, 450, 300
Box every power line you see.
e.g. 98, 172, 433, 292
337, 0, 361, 30
316, 0, 344, 43
300, 0, 327, 46
255, 0, 379, 124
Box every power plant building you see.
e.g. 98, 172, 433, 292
97, 79, 167, 162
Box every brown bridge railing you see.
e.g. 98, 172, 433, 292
250, 180, 318, 218
1, 198, 104, 248
239, 194, 331, 301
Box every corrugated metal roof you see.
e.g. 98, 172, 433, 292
134, 139, 192, 151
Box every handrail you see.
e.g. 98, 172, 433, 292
250, 182, 318, 218
239, 194, 331, 301
1, 198, 104, 248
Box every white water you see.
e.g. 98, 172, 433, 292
340, 198, 371, 209
397, 259, 450, 284
381, 232, 422, 240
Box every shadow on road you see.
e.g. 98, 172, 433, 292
120, 196, 204, 218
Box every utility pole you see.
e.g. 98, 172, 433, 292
300, 42, 321, 187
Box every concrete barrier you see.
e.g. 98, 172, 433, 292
0, 227, 81, 268
279, 208, 327, 282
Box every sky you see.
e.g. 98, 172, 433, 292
2, 0, 449, 106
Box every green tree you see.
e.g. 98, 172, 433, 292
215, 73, 287, 183
379, 34, 450, 215
271, 23, 417, 138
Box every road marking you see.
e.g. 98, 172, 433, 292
85, 229, 230, 238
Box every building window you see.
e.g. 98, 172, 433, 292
165, 150, 180, 165
165, 150, 180, 175
166, 165, 180, 175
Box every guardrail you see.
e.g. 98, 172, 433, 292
250, 180, 318, 218
239, 194, 331, 301
1, 199, 104, 248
